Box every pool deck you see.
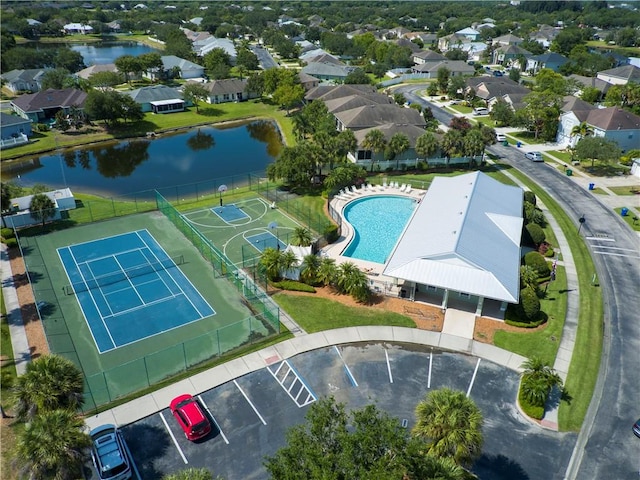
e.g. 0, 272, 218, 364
323, 183, 425, 296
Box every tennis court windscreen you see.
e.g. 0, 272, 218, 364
63, 255, 184, 295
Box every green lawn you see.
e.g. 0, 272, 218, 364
496, 164, 603, 431
615, 208, 640, 231
608, 185, 640, 195
1, 287, 16, 405
547, 151, 573, 164
508, 132, 547, 145
274, 293, 415, 333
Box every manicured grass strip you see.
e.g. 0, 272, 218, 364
608, 185, 640, 196
496, 164, 603, 432
614, 208, 640, 231
274, 293, 416, 333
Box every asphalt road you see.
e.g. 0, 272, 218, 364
251, 46, 278, 70
397, 84, 640, 478
108, 344, 575, 480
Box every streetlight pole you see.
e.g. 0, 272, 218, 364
578, 214, 586, 235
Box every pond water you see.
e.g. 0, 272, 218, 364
2, 121, 282, 199
23, 41, 160, 65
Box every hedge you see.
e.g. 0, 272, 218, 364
518, 385, 545, 420
524, 251, 551, 278
521, 286, 541, 320
323, 224, 339, 244
3, 237, 18, 249
1, 227, 15, 239
525, 223, 546, 246
523, 190, 537, 206
272, 280, 316, 293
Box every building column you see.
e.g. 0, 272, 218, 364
475, 296, 484, 316
441, 289, 449, 311
410, 282, 416, 301
500, 301, 508, 312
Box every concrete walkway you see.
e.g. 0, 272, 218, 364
1, 243, 31, 375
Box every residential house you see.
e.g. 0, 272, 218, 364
382, 171, 523, 315
63, 23, 93, 34
300, 62, 354, 82
555, 97, 597, 146
76, 64, 119, 80
492, 34, 523, 47
412, 49, 447, 65
106, 20, 121, 33
384, 27, 411, 40
333, 104, 426, 131
495, 92, 528, 112
350, 123, 429, 166
568, 74, 612, 97
456, 27, 481, 41
438, 33, 471, 52
124, 85, 187, 113
557, 106, 640, 151
395, 37, 421, 53
0, 113, 32, 150
1, 69, 50, 93
467, 77, 531, 106
411, 60, 475, 78
301, 52, 342, 65
297, 72, 319, 91
529, 25, 561, 48
492, 45, 532, 66
323, 93, 394, 115
10, 88, 87, 123
405, 32, 438, 46
193, 36, 237, 61
305, 84, 377, 102
199, 78, 257, 104
596, 65, 640, 85
145, 55, 205, 80
526, 52, 569, 74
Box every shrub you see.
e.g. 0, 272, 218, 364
520, 286, 541, 321
518, 386, 545, 420
543, 246, 555, 258
524, 251, 551, 278
323, 224, 339, 244
1, 227, 15, 239
523, 191, 536, 206
3, 237, 18, 248
525, 223, 545, 246
272, 280, 316, 293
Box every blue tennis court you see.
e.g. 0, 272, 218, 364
57, 230, 215, 353
211, 204, 249, 222
246, 231, 287, 252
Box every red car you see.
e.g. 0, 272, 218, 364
170, 394, 212, 441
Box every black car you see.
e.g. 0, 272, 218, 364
633, 418, 640, 438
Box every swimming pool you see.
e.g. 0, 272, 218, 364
342, 195, 416, 264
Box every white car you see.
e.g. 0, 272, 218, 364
525, 151, 543, 162
496, 133, 506, 142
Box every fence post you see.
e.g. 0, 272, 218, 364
143, 357, 151, 387
216, 330, 221, 356
182, 342, 187, 370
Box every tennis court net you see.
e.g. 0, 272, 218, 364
63, 255, 184, 295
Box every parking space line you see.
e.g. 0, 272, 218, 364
198, 395, 229, 445
428, 350, 433, 389
159, 412, 188, 464
385, 349, 393, 384
467, 358, 481, 397
333, 345, 358, 387
267, 360, 317, 407
233, 380, 267, 425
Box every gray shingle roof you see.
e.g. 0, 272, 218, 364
0, 68, 49, 83
301, 62, 353, 78
586, 107, 640, 131
334, 104, 426, 130
0, 112, 32, 127
306, 84, 377, 101
200, 78, 247, 95
323, 93, 393, 114
597, 65, 640, 83
124, 85, 183, 103
10, 88, 87, 113
161, 55, 203, 73
353, 123, 427, 147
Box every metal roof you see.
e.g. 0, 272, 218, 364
383, 172, 523, 303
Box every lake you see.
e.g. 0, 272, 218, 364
2, 121, 283, 199
23, 41, 160, 66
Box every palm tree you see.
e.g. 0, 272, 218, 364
415, 131, 439, 166
361, 129, 387, 172
569, 121, 594, 147
13, 409, 91, 480
29, 193, 56, 227
440, 129, 464, 164
386, 132, 411, 170
279, 250, 299, 279
291, 226, 313, 247
463, 129, 485, 167
259, 247, 283, 282
336, 262, 369, 302
163, 468, 222, 480
520, 357, 563, 407
412, 388, 484, 467
300, 254, 321, 285
317, 257, 337, 287
12, 354, 84, 422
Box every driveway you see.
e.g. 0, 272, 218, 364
100, 343, 575, 480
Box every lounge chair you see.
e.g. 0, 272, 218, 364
394, 181, 400, 189
367, 183, 373, 191
351, 185, 358, 193
405, 184, 412, 194
382, 181, 388, 189
399, 184, 407, 192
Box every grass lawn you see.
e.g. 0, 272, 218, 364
449, 105, 473, 114
608, 185, 640, 195
1, 287, 18, 480
615, 208, 640, 231
509, 132, 547, 145
273, 293, 415, 333
547, 150, 573, 164
496, 164, 603, 431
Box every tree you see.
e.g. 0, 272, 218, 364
11, 354, 84, 421
260, 247, 283, 281
54, 48, 85, 73
236, 47, 259, 71
520, 265, 539, 291
520, 357, 563, 407
84, 90, 142, 127
515, 91, 561, 140
1, 183, 11, 212
415, 131, 439, 164
534, 69, 569, 95
300, 254, 321, 285
344, 68, 371, 85
317, 257, 337, 287
449, 116, 472, 133
412, 388, 484, 467
569, 121, 594, 146
437, 66, 451, 93
203, 48, 232, 79
336, 262, 370, 302
441, 129, 464, 161
489, 98, 515, 127
28, 193, 56, 227
266, 396, 462, 480
13, 409, 91, 480
41, 68, 72, 90
575, 137, 622, 168
114, 55, 143, 83
361, 129, 387, 171
273, 83, 305, 114
291, 227, 312, 247
463, 129, 485, 165
183, 82, 209, 114
138, 52, 164, 79
88, 70, 125, 89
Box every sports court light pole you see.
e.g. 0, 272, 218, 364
218, 184, 227, 206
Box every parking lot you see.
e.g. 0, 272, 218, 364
92, 343, 576, 480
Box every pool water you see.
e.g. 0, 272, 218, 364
342, 195, 416, 264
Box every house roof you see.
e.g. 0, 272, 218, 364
456, 27, 480, 36
413, 50, 447, 62
334, 104, 426, 130
501, 93, 528, 110
0, 68, 50, 84
494, 34, 523, 44
353, 123, 428, 148
0, 112, 32, 127
561, 95, 596, 114
586, 107, 640, 131
161, 55, 203, 73
200, 78, 247, 95
76, 63, 118, 80
303, 53, 344, 65
11, 88, 87, 113
297, 72, 319, 85
529, 52, 569, 65
323, 93, 393, 114
414, 60, 474, 74
383, 172, 523, 303
395, 37, 420, 52
568, 74, 612, 93
305, 84, 377, 101
495, 44, 532, 56
597, 64, 640, 83
467, 76, 519, 89
301, 62, 353, 78
474, 81, 530, 101
125, 85, 183, 103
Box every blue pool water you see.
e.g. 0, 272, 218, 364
342, 195, 416, 264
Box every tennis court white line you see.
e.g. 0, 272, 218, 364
198, 395, 229, 445
113, 255, 146, 306
159, 412, 188, 464
234, 380, 267, 425
138, 230, 215, 317
67, 247, 117, 350
102, 295, 179, 320
84, 260, 116, 318
76, 245, 148, 266
467, 358, 481, 397
63, 229, 148, 248
139, 247, 181, 300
